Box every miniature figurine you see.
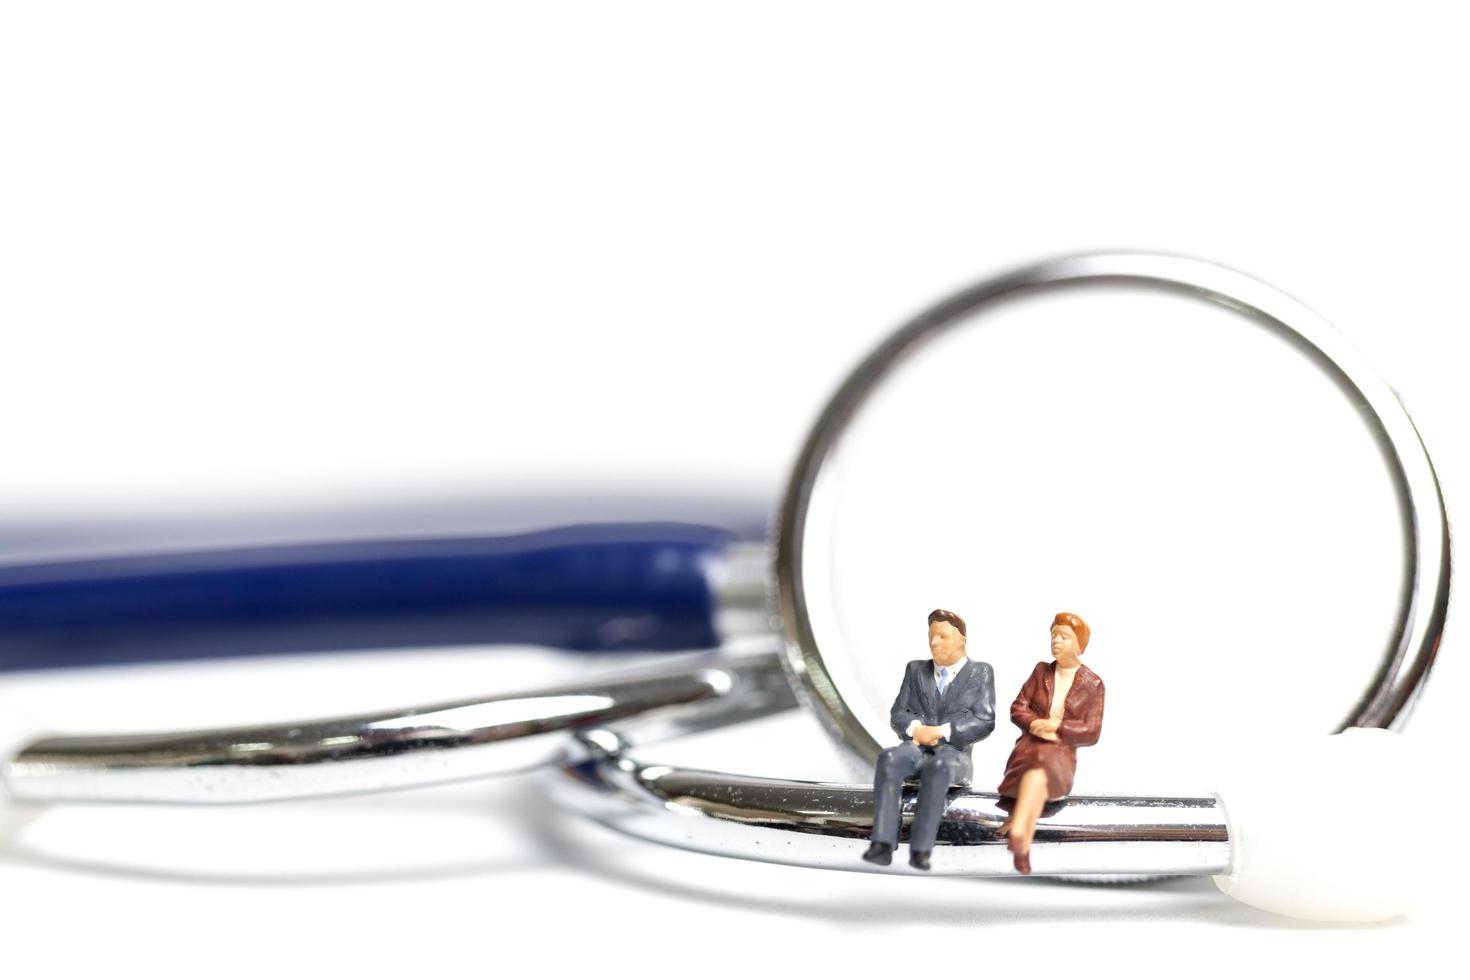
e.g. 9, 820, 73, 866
863, 608, 996, 871
997, 612, 1104, 874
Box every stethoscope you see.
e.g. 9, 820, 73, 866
0, 254, 1449, 925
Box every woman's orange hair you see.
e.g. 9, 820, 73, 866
1052, 612, 1090, 652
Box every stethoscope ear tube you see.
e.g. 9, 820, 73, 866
554, 726, 1232, 879
0, 652, 795, 805
773, 253, 1450, 759
554, 726, 1418, 923
7, 673, 1418, 922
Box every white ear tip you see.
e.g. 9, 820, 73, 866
0, 698, 50, 841
1213, 727, 1417, 923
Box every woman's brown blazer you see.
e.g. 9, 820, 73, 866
996, 660, 1104, 801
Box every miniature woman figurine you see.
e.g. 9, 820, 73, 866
996, 612, 1104, 875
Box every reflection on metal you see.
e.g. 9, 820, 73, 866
554, 729, 1231, 878
3, 650, 795, 804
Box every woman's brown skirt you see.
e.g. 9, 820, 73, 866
996, 732, 1078, 801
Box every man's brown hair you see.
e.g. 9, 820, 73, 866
927, 608, 967, 637
1052, 612, 1090, 652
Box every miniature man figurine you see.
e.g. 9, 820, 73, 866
863, 608, 996, 871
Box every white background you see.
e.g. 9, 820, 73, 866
2, 3, 1468, 977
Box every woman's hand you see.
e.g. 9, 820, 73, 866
1029, 718, 1060, 741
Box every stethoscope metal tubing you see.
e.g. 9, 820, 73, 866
0, 254, 1445, 894
2, 650, 795, 804
553, 728, 1232, 878
776, 253, 1450, 761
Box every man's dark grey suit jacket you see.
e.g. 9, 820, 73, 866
870, 658, 996, 852
889, 658, 997, 767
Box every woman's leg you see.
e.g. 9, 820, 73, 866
1005, 767, 1049, 874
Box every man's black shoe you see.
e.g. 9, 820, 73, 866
909, 849, 932, 871
862, 842, 894, 866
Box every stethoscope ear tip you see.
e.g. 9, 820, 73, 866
1212, 727, 1417, 923
0, 699, 50, 843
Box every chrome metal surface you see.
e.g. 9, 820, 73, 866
709, 541, 777, 647
2, 651, 795, 804
554, 729, 1231, 877
774, 253, 1451, 764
